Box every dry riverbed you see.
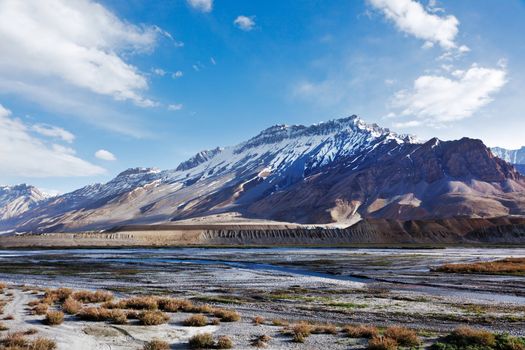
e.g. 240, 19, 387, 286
0, 247, 524, 349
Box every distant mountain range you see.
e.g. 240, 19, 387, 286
491, 147, 525, 175
2, 116, 525, 233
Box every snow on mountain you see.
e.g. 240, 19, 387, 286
492, 146, 525, 164
0, 184, 49, 221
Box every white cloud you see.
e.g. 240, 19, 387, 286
187, 0, 213, 13
172, 71, 184, 79
368, 0, 461, 50
0, 104, 104, 177
0, 0, 162, 107
168, 104, 183, 111
192, 64, 200, 72
32, 124, 75, 143
210, 57, 216, 65
152, 68, 166, 76
95, 149, 116, 161
234, 16, 256, 31
391, 64, 507, 126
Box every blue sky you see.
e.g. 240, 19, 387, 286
0, 0, 524, 194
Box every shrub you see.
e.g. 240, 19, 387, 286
343, 325, 379, 338
495, 333, 525, 350
216, 335, 234, 349
62, 297, 82, 315
143, 339, 170, 350
78, 307, 127, 324
31, 337, 58, 350
253, 316, 265, 325
2, 332, 28, 347
291, 322, 313, 343
442, 327, 496, 348
368, 336, 398, 350
384, 326, 420, 347
3, 315, 14, 320
44, 311, 64, 326
27, 300, 41, 307
312, 323, 338, 335
108, 310, 128, 325
211, 318, 221, 325
184, 314, 208, 327
190, 304, 213, 314
24, 328, 38, 335
189, 333, 214, 349
138, 311, 170, 326
0, 282, 6, 292
212, 308, 240, 322
0, 322, 8, 331
120, 296, 158, 310
32, 304, 49, 316
54, 288, 73, 301
271, 319, 288, 326
251, 335, 271, 347
72, 290, 113, 303
157, 298, 192, 312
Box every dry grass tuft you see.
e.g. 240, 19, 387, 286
3, 315, 14, 321
343, 324, 379, 338
312, 323, 338, 335
138, 311, 170, 326
78, 307, 127, 324
252, 316, 265, 325
188, 333, 214, 349
0, 322, 8, 331
157, 297, 193, 312
251, 335, 272, 348
384, 326, 420, 347
62, 297, 82, 315
2, 332, 29, 348
271, 319, 289, 326
443, 327, 496, 347
44, 311, 64, 326
212, 308, 240, 322
183, 314, 208, 327
72, 290, 113, 303
31, 337, 57, 350
216, 335, 234, 349
291, 322, 313, 343
31, 304, 48, 316
23, 328, 38, 335
143, 339, 170, 350
368, 336, 398, 350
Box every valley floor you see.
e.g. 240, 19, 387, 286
0, 247, 524, 349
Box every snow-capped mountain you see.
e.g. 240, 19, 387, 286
491, 146, 525, 175
0, 184, 49, 222
3, 115, 525, 233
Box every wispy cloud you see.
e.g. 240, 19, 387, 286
172, 71, 184, 79
0, 103, 104, 177
186, 0, 213, 13
391, 64, 507, 127
32, 124, 75, 143
234, 16, 256, 31
168, 104, 183, 111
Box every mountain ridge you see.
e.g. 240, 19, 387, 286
2, 115, 525, 233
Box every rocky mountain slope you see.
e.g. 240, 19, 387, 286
2, 116, 525, 233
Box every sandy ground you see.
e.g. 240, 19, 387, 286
0, 288, 224, 350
